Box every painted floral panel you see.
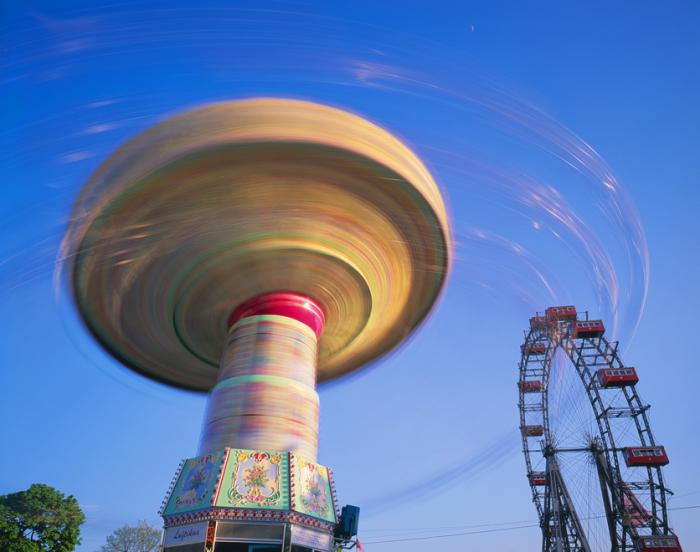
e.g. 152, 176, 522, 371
215, 449, 289, 510
164, 450, 225, 516
291, 455, 336, 522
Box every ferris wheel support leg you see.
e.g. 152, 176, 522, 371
593, 446, 620, 552
545, 455, 567, 552
546, 454, 593, 552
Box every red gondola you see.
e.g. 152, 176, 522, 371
521, 425, 544, 437
519, 380, 544, 393
624, 446, 669, 467
530, 316, 548, 330
521, 342, 546, 355
529, 472, 546, 486
635, 535, 682, 551
545, 305, 577, 322
622, 483, 650, 527
573, 319, 605, 338
597, 367, 639, 388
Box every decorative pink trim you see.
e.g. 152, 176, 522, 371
327, 467, 339, 522
159, 459, 186, 515
289, 453, 296, 510
211, 448, 231, 506
163, 507, 334, 531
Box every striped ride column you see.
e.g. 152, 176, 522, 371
198, 292, 325, 462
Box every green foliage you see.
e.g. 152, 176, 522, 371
0, 483, 85, 552
99, 521, 160, 552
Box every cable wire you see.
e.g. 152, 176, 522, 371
361, 505, 699, 545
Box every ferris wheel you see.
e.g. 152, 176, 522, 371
518, 306, 682, 552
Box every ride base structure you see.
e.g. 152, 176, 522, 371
519, 305, 682, 552
64, 99, 450, 552
159, 293, 340, 552
159, 446, 340, 551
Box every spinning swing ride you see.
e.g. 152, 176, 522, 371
63, 98, 451, 552
519, 306, 682, 552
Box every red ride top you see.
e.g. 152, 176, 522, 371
228, 292, 326, 338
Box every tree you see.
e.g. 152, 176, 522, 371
99, 521, 160, 552
0, 483, 85, 552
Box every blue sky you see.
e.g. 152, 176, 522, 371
1, 2, 699, 550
